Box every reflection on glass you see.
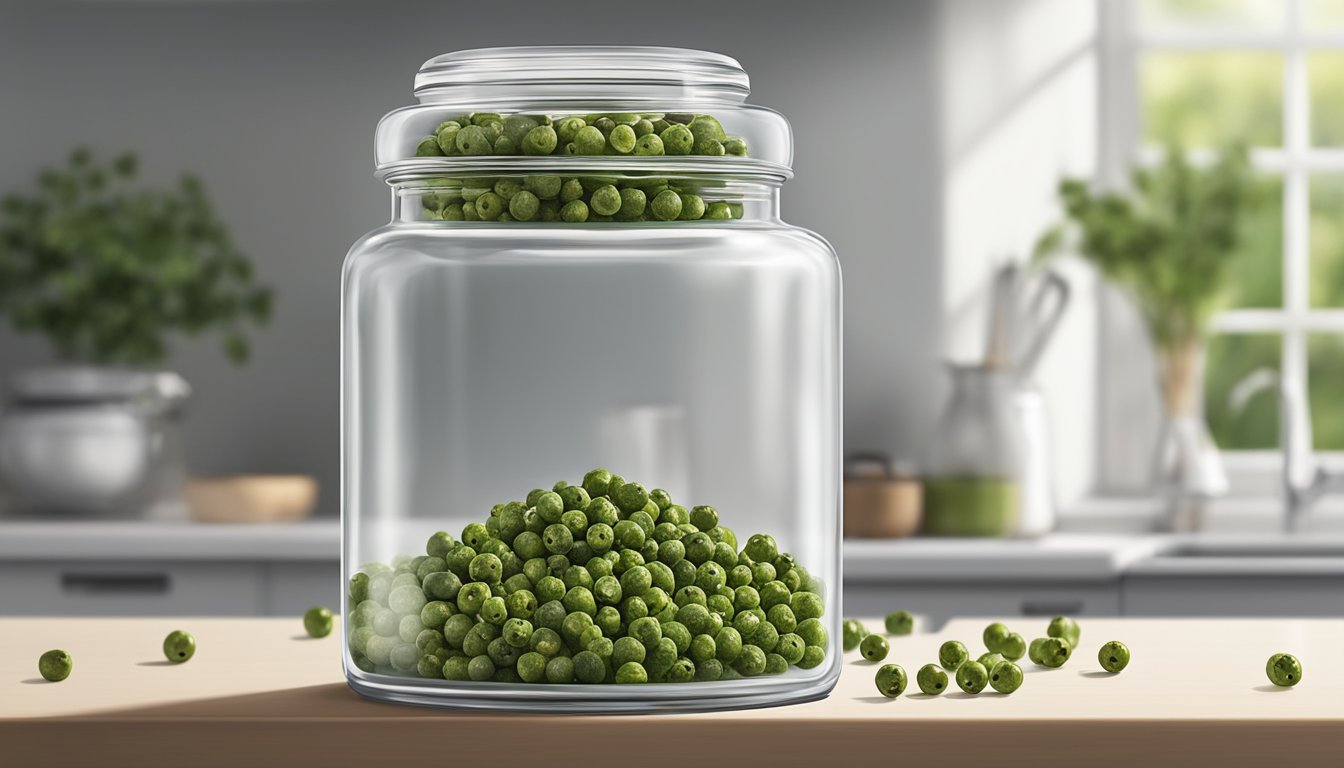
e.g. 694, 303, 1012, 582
1206, 333, 1281, 449
1141, 51, 1283, 147
1139, 0, 1283, 31
1310, 175, 1344, 307
1309, 334, 1344, 450
1305, 0, 1344, 30
1311, 53, 1344, 147
1226, 174, 1283, 309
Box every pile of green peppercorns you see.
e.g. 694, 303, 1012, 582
346, 469, 827, 684
411, 112, 748, 223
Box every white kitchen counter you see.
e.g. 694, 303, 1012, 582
0, 520, 339, 561
844, 533, 1164, 582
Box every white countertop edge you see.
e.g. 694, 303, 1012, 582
0, 520, 340, 561
842, 534, 1165, 581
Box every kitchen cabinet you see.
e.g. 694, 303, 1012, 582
0, 521, 339, 617
845, 579, 1121, 625
1122, 574, 1344, 616
6, 616, 1342, 767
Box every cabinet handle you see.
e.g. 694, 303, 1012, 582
61, 573, 170, 595
1020, 600, 1083, 616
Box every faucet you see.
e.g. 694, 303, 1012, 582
1232, 368, 1344, 531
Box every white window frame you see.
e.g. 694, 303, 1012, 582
1101, 0, 1344, 484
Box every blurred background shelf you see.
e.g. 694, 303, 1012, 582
0, 521, 339, 617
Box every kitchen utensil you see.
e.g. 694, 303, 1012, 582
1010, 269, 1070, 381
923, 364, 1024, 537
0, 368, 190, 518
843, 452, 922, 538
984, 263, 1021, 370
980, 264, 1070, 536
1012, 385, 1054, 536
185, 475, 318, 523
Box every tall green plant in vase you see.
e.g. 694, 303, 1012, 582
1034, 145, 1259, 529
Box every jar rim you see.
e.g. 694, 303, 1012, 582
413, 46, 750, 101
380, 155, 792, 184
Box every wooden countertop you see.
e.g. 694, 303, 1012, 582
3, 617, 1341, 767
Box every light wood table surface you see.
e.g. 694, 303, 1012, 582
3, 617, 1340, 767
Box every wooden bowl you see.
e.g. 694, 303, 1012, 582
844, 476, 922, 538
185, 475, 318, 523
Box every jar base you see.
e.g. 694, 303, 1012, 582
345, 660, 840, 714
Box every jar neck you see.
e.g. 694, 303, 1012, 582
389, 176, 780, 224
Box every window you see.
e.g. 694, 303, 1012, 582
1108, 0, 1344, 456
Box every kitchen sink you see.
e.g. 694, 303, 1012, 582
1155, 542, 1344, 559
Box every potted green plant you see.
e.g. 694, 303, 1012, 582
1034, 145, 1259, 528
0, 148, 271, 514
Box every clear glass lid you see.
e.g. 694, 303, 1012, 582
374, 46, 793, 179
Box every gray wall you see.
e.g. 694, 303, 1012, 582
0, 1, 942, 516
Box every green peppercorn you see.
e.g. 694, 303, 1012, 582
989, 660, 1023, 694
163, 630, 196, 664
706, 201, 733, 219
842, 618, 869, 651
884, 611, 914, 636
38, 649, 72, 682
522, 125, 558, 156
416, 136, 444, 157
916, 663, 948, 695
545, 655, 575, 683
650, 189, 682, 221
1096, 640, 1131, 674
938, 640, 969, 671
1267, 653, 1301, 687
608, 124, 637, 154
573, 125, 607, 155
875, 663, 907, 698
467, 655, 495, 681
955, 660, 989, 694
455, 125, 492, 156
304, 606, 333, 638
616, 661, 648, 683
678, 193, 706, 220
1000, 632, 1027, 661
1032, 636, 1071, 668
983, 622, 1011, 653
615, 188, 647, 220
517, 651, 548, 682
733, 644, 767, 676
634, 133, 665, 155
859, 633, 889, 663
798, 645, 826, 669
976, 652, 1005, 672
1047, 616, 1081, 649
509, 190, 540, 221
660, 124, 694, 155
560, 200, 589, 223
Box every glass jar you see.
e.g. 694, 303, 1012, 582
922, 364, 1023, 537
342, 47, 841, 712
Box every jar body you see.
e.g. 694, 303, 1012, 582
342, 219, 841, 711
923, 365, 1023, 537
